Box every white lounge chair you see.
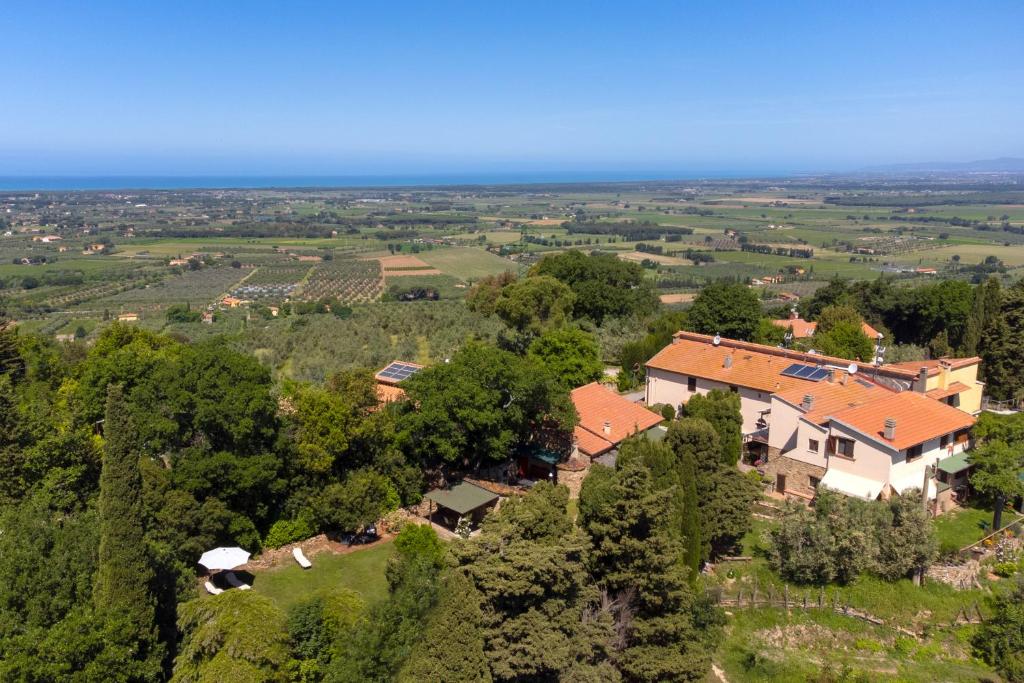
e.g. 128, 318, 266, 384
204, 581, 223, 595
224, 571, 251, 590
293, 547, 312, 569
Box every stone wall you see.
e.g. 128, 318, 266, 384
557, 459, 591, 499
759, 449, 825, 500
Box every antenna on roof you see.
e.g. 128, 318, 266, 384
712, 334, 721, 346
848, 363, 858, 375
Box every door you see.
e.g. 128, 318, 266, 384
776, 473, 786, 494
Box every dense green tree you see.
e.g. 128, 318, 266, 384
618, 311, 688, 387
285, 383, 361, 476
578, 458, 721, 682
531, 250, 658, 324
173, 591, 291, 683
0, 320, 24, 381
680, 389, 743, 465
980, 279, 1024, 401
616, 437, 701, 577
94, 385, 164, 678
973, 576, 1024, 682
527, 326, 605, 389
331, 525, 446, 682
767, 491, 882, 585
969, 439, 1024, 530
964, 276, 1001, 356
313, 468, 399, 533
686, 282, 762, 341
453, 483, 614, 681
493, 274, 576, 336
811, 320, 874, 361
664, 417, 759, 558
397, 571, 491, 683
287, 589, 365, 680
466, 271, 517, 316
396, 342, 575, 468
874, 490, 937, 581
752, 317, 786, 346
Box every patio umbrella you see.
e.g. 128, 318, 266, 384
198, 547, 251, 571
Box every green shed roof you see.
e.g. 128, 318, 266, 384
938, 452, 972, 475
425, 482, 499, 516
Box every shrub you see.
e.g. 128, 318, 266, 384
264, 517, 316, 549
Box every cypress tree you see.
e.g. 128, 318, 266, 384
679, 448, 702, 582
95, 384, 163, 676
0, 320, 24, 381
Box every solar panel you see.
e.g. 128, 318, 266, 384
780, 363, 828, 382
377, 362, 422, 382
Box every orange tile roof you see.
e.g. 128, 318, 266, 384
882, 357, 981, 376
828, 390, 975, 450
771, 317, 816, 337
771, 318, 882, 340
571, 382, 663, 456
775, 376, 893, 425
647, 334, 842, 394
925, 381, 971, 400
573, 426, 614, 457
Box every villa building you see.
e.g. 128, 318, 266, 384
645, 331, 982, 510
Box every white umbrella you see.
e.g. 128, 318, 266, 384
198, 547, 251, 571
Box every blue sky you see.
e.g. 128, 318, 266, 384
1, 1, 1022, 176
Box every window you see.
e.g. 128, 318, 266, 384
829, 436, 855, 458
954, 429, 970, 444
687, 376, 697, 392
808, 439, 820, 453
940, 433, 951, 449
906, 444, 923, 462
809, 476, 821, 489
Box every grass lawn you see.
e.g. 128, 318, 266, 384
253, 540, 395, 611
934, 505, 993, 551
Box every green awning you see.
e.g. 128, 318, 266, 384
425, 482, 499, 516
938, 453, 971, 475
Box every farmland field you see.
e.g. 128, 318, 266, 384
2, 178, 1022, 348
417, 247, 518, 279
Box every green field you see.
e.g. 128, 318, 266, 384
253, 541, 395, 611
418, 246, 518, 280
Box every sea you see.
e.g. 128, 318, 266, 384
0, 170, 784, 192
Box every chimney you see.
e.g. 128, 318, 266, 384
789, 308, 799, 320
724, 355, 733, 369
827, 368, 836, 382
884, 417, 897, 441
801, 394, 814, 411
603, 421, 611, 436
916, 367, 929, 393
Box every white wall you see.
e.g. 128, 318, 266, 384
792, 419, 829, 468
825, 421, 970, 497
646, 368, 770, 433
768, 396, 800, 452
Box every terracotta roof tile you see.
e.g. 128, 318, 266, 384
646, 334, 843, 393
925, 382, 971, 400
828, 391, 975, 450
775, 376, 892, 425
570, 382, 662, 456
573, 426, 614, 457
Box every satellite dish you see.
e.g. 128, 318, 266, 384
848, 363, 858, 375
807, 349, 817, 355
712, 334, 721, 346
